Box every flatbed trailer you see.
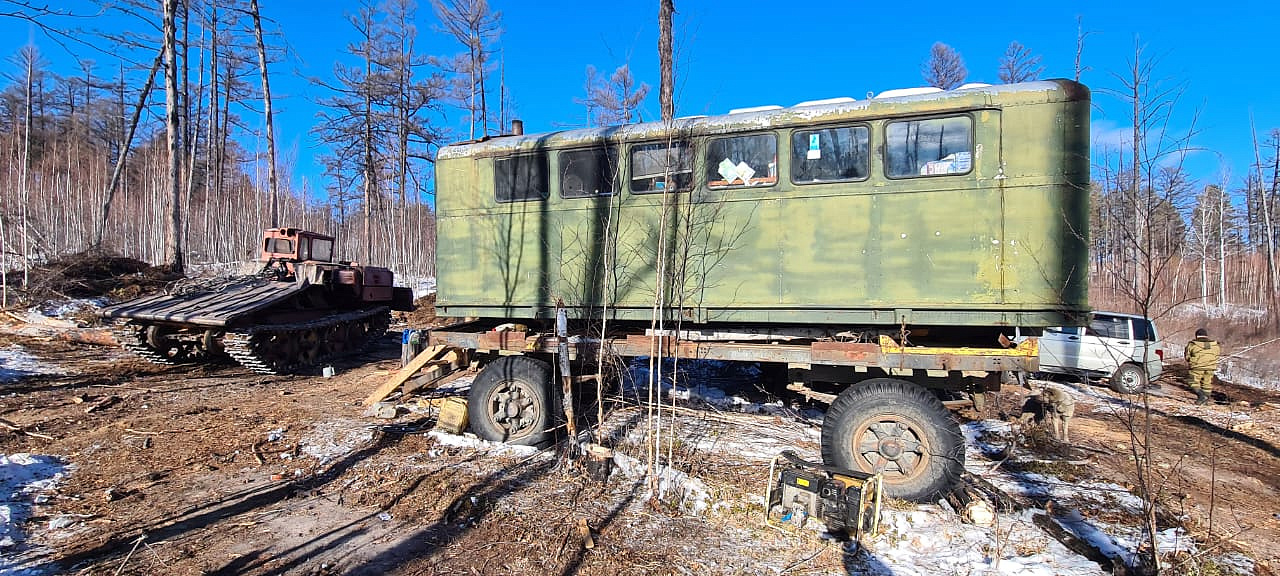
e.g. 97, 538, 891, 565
423, 320, 1038, 502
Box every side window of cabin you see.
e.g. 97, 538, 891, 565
630, 141, 693, 193
560, 147, 618, 198
706, 134, 777, 188
495, 153, 549, 202
791, 125, 870, 183
884, 115, 973, 178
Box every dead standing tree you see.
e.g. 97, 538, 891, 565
247, 0, 280, 228
162, 0, 183, 273
1097, 40, 1201, 573
94, 51, 162, 248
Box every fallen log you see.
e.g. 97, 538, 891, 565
1032, 512, 1115, 572
0, 417, 55, 440
964, 473, 1029, 512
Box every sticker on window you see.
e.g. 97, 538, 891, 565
807, 134, 821, 160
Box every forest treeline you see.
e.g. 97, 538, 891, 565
0, 1, 1278, 325
0, 0, 505, 288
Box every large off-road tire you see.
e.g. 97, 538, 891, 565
1110, 363, 1147, 395
468, 356, 560, 446
821, 378, 964, 502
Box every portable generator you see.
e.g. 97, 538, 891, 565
764, 450, 882, 541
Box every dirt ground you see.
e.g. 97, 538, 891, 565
1, 318, 1278, 575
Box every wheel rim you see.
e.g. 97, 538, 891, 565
851, 415, 931, 482
486, 379, 543, 441
1117, 367, 1144, 391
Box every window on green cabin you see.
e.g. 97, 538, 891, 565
706, 134, 777, 189
885, 116, 973, 178
630, 141, 692, 193
495, 153, 549, 202
791, 125, 870, 183
560, 147, 618, 198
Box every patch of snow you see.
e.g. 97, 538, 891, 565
963, 421, 1145, 512
300, 421, 375, 466
425, 430, 539, 458
624, 358, 808, 419
34, 298, 108, 321
400, 276, 435, 299
1213, 551, 1256, 575
602, 451, 712, 516
1218, 359, 1280, 392
0, 345, 67, 382
1168, 302, 1267, 322
0, 453, 70, 575
656, 466, 711, 515
865, 507, 1107, 576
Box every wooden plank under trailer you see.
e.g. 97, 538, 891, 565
423, 324, 1039, 375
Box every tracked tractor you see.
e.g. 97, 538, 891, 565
101, 228, 414, 374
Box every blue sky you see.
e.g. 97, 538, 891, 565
3, 0, 1279, 198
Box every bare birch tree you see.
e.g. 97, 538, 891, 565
1097, 40, 1201, 573
1075, 15, 1093, 82
161, 0, 183, 272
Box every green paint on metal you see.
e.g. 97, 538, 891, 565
435, 80, 1090, 327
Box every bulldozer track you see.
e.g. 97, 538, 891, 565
112, 321, 218, 365
222, 307, 392, 375
112, 323, 179, 365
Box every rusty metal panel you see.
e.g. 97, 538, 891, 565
427, 328, 1037, 372
810, 342, 883, 365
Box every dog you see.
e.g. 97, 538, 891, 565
1018, 385, 1076, 442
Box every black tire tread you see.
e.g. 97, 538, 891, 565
467, 356, 560, 446
821, 378, 963, 502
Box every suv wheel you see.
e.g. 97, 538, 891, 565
1110, 363, 1147, 395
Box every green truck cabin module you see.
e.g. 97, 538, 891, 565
428, 79, 1090, 501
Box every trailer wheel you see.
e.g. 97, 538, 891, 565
821, 378, 963, 502
468, 356, 559, 446
1110, 363, 1146, 395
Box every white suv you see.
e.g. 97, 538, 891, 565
1020, 311, 1164, 394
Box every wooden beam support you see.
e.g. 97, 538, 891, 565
363, 345, 451, 406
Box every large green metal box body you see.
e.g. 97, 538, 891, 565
434, 80, 1090, 328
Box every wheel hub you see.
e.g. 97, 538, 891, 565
854, 417, 929, 480
491, 381, 538, 437
878, 438, 904, 459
